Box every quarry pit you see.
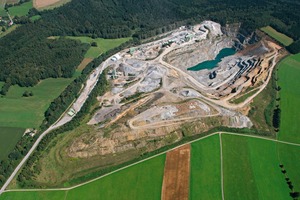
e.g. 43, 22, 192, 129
68, 21, 286, 158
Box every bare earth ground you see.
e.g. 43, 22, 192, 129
33, 0, 68, 9
161, 144, 190, 200
77, 58, 93, 71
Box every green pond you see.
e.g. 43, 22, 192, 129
188, 48, 235, 71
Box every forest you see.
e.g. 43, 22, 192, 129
1, 0, 300, 94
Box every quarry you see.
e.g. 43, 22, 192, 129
67, 21, 285, 159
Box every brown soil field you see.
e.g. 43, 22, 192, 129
33, 0, 69, 9
161, 144, 191, 200
77, 58, 93, 71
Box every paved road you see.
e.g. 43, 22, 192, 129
0, 60, 109, 195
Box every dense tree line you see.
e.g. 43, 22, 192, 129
1, 0, 300, 94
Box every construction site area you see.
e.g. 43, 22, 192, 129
67, 20, 286, 160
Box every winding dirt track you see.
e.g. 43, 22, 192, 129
161, 144, 190, 200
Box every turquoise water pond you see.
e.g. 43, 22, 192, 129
188, 48, 235, 71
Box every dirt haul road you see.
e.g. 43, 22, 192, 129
161, 144, 191, 200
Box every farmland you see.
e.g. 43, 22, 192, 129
162, 144, 190, 200
33, 0, 70, 10
222, 134, 290, 200
190, 134, 221, 200
0, 127, 24, 160
0, 78, 74, 129
261, 26, 294, 46
278, 53, 300, 143
1, 133, 300, 199
7, 1, 32, 17
0, 154, 166, 200
64, 36, 131, 59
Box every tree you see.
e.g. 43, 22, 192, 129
290, 192, 300, 199
91, 41, 98, 47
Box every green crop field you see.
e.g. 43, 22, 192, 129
8, 1, 32, 16
222, 134, 290, 200
65, 36, 131, 58
0, 127, 24, 160
278, 143, 300, 191
278, 53, 300, 143
0, 191, 67, 200
190, 134, 222, 200
0, 154, 166, 200
0, 78, 74, 129
261, 26, 293, 46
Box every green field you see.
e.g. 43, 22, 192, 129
261, 26, 293, 46
278, 54, 300, 143
8, 1, 32, 17
65, 36, 131, 58
0, 127, 24, 160
190, 134, 222, 200
222, 134, 290, 200
0, 0, 5, 16
2, 133, 300, 199
0, 154, 166, 200
278, 143, 300, 191
0, 25, 19, 38
0, 78, 74, 129
30, 14, 41, 21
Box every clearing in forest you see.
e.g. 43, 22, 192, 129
77, 58, 93, 71
0, 78, 74, 129
161, 144, 190, 200
261, 26, 293, 46
7, 1, 32, 17
0, 127, 24, 160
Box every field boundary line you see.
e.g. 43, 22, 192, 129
219, 134, 225, 200
3, 131, 300, 193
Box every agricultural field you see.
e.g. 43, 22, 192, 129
0, 0, 5, 16
1, 133, 300, 199
278, 143, 300, 191
77, 58, 93, 71
5, 0, 19, 5
162, 144, 190, 200
33, 0, 70, 10
278, 53, 300, 143
222, 134, 291, 200
0, 154, 166, 200
190, 134, 222, 200
8, 1, 32, 17
64, 36, 131, 59
0, 127, 24, 160
0, 78, 74, 129
261, 26, 293, 46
